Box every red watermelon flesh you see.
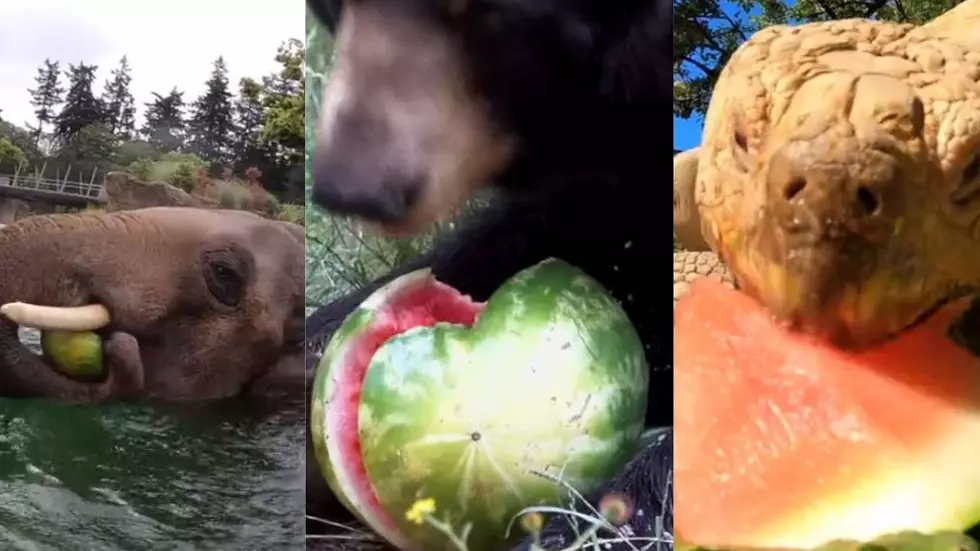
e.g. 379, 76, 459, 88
675, 278, 980, 549
325, 275, 484, 546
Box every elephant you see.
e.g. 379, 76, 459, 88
0, 207, 305, 402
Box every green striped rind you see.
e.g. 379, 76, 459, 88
310, 307, 372, 518
40, 330, 104, 380
358, 258, 648, 551
677, 531, 978, 551
311, 269, 437, 548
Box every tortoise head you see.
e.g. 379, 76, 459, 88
695, 4, 980, 349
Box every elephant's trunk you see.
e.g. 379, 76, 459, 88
0, 212, 156, 311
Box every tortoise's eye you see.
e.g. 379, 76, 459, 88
950, 155, 980, 206
734, 130, 747, 152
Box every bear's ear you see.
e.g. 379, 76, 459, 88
308, 0, 344, 33
598, 0, 673, 106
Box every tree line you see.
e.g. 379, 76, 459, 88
0, 38, 305, 203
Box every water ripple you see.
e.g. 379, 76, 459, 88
0, 393, 305, 550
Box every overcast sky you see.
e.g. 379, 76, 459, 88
0, 0, 304, 130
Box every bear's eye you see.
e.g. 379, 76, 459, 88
203, 250, 246, 308
951, 154, 980, 206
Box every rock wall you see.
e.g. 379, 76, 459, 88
0, 199, 36, 224
102, 172, 221, 212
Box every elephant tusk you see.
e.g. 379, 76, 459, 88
0, 303, 111, 331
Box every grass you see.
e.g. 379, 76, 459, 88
304, 465, 673, 551
306, 519, 390, 550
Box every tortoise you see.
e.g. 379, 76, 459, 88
673, 0, 980, 349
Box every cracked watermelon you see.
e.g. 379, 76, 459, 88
674, 278, 980, 549
311, 258, 648, 551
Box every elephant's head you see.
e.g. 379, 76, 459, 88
0, 207, 305, 402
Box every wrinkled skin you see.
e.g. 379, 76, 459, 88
675, 0, 980, 349
0, 207, 305, 402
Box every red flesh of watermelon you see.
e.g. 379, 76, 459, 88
675, 278, 980, 548
331, 279, 484, 542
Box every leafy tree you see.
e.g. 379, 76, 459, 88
0, 137, 27, 170
53, 63, 104, 147
260, 39, 306, 201
0, 120, 43, 167
186, 57, 235, 166
27, 59, 64, 146
262, 39, 305, 154
101, 56, 137, 139
142, 88, 187, 152
114, 139, 161, 167
58, 123, 118, 164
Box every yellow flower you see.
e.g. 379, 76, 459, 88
598, 492, 634, 526
405, 498, 437, 525
519, 511, 544, 534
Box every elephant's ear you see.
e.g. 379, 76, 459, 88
673, 147, 709, 251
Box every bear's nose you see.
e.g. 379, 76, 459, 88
311, 163, 422, 223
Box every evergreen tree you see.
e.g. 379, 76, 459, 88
142, 88, 187, 152
100, 56, 137, 140
233, 77, 271, 169
53, 63, 103, 146
27, 59, 64, 145
186, 57, 235, 165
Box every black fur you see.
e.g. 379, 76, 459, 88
508, 429, 673, 551
305, 0, 675, 544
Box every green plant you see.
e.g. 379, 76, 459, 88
170, 162, 194, 192
128, 157, 153, 181
407, 468, 670, 551
266, 193, 281, 215
217, 185, 242, 209
277, 203, 305, 225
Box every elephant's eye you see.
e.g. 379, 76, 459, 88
204, 251, 246, 307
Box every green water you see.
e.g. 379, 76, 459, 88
2, 331, 305, 550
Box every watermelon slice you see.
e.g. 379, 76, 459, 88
674, 277, 980, 549
311, 258, 649, 551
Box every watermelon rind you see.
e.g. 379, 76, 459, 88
311, 267, 438, 549
357, 258, 649, 550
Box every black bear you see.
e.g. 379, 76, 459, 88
305, 0, 674, 548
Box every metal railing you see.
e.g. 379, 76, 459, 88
0, 163, 104, 202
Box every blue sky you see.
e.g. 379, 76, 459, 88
673, 116, 703, 151
674, 0, 772, 151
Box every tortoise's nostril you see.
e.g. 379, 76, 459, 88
784, 178, 806, 201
